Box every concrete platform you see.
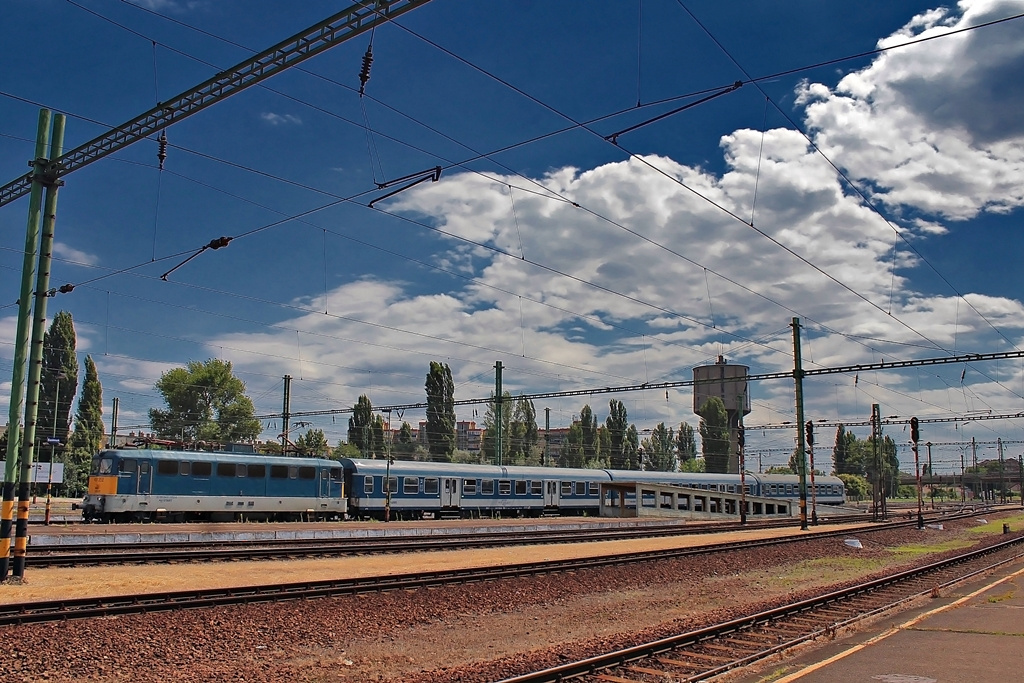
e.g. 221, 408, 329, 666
741, 555, 1024, 683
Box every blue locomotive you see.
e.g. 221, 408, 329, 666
81, 449, 345, 522
81, 448, 845, 522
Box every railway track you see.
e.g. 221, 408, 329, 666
0, 513, 983, 626
497, 534, 1024, 683
27, 513, 886, 567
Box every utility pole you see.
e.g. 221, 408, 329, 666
494, 361, 503, 467
790, 318, 809, 531
0, 110, 52, 583
110, 397, 119, 450
543, 407, 550, 467
972, 437, 978, 501
281, 375, 291, 453
871, 404, 885, 521
911, 417, 923, 529
960, 446, 966, 504
998, 437, 1005, 504
12, 112, 66, 583
738, 392, 746, 525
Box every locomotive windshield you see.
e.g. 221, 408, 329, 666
91, 456, 114, 475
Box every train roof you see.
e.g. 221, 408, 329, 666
756, 472, 844, 485
343, 458, 612, 481
97, 449, 336, 468
606, 469, 754, 483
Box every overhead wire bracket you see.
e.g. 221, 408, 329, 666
606, 81, 744, 144
368, 165, 442, 207
160, 236, 232, 281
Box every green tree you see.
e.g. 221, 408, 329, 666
596, 425, 611, 467
425, 361, 456, 460
623, 424, 639, 470
510, 398, 538, 462
149, 359, 260, 442
676, 422, 697, 463
679, 456, 706, 473
347, 395, 374, 457
579, 404, 599, 464
296, 428, 329, 456
838, 473, 868, 499
395, 421, 416, 456
833, 425, 865, 475
481, 391, 512, 464
642, 422, 676, 472
698, 396, 730, 473
64, 355, 103, 496
39, 311, 79, 448
561, 422, 585, 468
605, 399, 628, 469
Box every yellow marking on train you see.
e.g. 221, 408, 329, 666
88, 476, 118, 495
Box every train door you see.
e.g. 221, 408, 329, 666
137, 461, 152, 495
544, 480, 559, 507
442, 477, 460, 507
319, 468, 330, 497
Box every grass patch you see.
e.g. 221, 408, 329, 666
772, 556, 888, 586
969, 513, 1024, 535
891, 539, 973, 557
987, 590, 1016, 604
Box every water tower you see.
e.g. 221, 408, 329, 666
693, 356, 750, 473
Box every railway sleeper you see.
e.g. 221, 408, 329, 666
653, 655, 706, 671
668, 649, 733, 663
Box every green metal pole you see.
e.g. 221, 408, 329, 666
12, 113, 65, 582
1, 110, 51, 583
495, 361, 503, 467
791, 318, 809, 531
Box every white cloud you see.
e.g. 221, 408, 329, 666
53, 242, 99, 267
798, 0, 1024, 220
260, 112, 302, 126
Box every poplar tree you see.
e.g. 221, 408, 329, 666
348, 395, 374, 456
425, 361, 456, 460
698, 396, 731, 473
39, 311, 79, 448
676, 422, 697, 463
605, 399, 628, 469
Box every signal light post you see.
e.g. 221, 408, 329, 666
911, 417, 923, 529
737, 423, 746, 525
806, 421, 818, 525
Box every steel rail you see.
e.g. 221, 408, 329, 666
0, 513, 973, 625
26, 514, 878, 567
496, 535, 1024, 682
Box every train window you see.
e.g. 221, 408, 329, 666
588, 482, 599, 494
425, 478, 439, 495
236, 464, 246, 477
139, 462, 150, 476
499, 480, 512, 495
289, 466, 299, 479
530, 481, 542, 495
463, 479, 477, 495
363, 476, 374, 494
157, 460, 178, 475
192, 461, 211, 477
575, 482, 586, 496
561, 481, 572, 495
387, 476, 398, 494
216, 463, 235, 477
96, 458, 114, 475
298, 466, 316, 480
179, 461, 190, 476
270, 465, 288, 479
785, 485, 793, 495
515, 480, 527, 495
482, 479, 494, 495
726, 484, 735, 493
114, 458, 132, 474
331, 468, 342, 481
247, 464, 266, 478
403, 477, 419, 494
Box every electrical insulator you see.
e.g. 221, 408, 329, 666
358, 44, 374, 96
58, 283, 75, 294
910, 417, 920, 443
207, 236, 232, 250
805, 420, 814, 447
157, 130, 168, 170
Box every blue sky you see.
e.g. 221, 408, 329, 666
2, 0, 1024, 475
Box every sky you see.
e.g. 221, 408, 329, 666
2, 0, 1024, 475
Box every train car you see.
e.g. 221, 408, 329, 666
81, 449, 345, 522
755, 473, 846, 505
343, 458, 612, 519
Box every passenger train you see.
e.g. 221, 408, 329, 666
80, 448, 846, 523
